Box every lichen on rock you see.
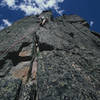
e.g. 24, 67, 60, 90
0, 11, 100, 100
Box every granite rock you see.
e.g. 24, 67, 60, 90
0, 11, 100, 100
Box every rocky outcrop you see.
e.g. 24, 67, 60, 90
0, 11, 100, 100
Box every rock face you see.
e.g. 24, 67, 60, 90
0, 11, 100, 100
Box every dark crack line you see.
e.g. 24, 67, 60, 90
15, 81, 22, 100
26, 31, 39, 100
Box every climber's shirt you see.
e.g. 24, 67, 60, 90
39, 16, 48, 26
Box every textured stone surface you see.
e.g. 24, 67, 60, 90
0, 78, 21, 100
0, 11, 100, 100
37, 51, 100, 100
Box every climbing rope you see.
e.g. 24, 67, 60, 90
0, 25, 41, 59
0, 32, 31, 59
0, 16, 48, 59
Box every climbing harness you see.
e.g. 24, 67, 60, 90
39, 16, 48, 26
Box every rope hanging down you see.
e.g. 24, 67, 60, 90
0, 16, 48, 59
0, 29, 37, 59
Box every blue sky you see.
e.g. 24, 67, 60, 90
0, 0, 100, 33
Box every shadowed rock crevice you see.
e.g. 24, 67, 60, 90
39, 43, 54, 51
15, 81, 22, 100
5, 52, 32, 66
18, 42, 32, 53
2, 42, 32, 66
0, 59, 5, 69
69, 32, 74, 38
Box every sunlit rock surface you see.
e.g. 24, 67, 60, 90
0, 11, 100, 100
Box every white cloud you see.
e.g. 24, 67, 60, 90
3, 19, 12, 26
90, 21, 94, 27
0, 19, 12, 31
19, 4, 42, 15
0, 0, 64, 15
1, 0, 15, 7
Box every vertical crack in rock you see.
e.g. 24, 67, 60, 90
18, 31, 39, 100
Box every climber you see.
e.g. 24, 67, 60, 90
39, 16, 48, 26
